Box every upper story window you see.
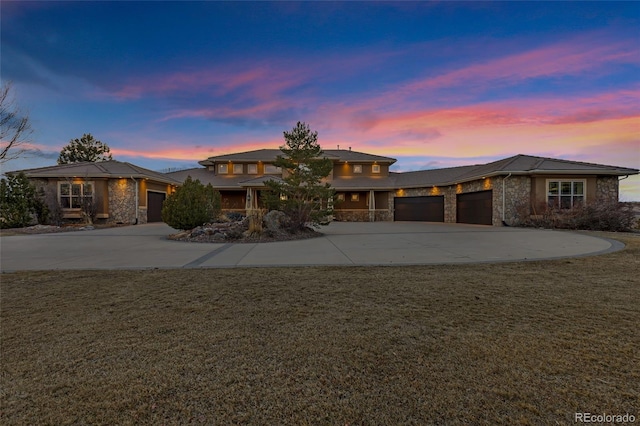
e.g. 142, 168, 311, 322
547, 180, 585, 209
59, 182, 93, 209
247, 164, 258, 174
372, 164, 381, 173
264, 164, 282, 174
218, 164, 228, 174
353, 164, 362, 173
233, 164, 243, 174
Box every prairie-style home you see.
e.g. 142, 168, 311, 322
167, 149, 639, 226
10, 148, 638, 226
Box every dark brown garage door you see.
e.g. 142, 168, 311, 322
457, 190, 492, 225
147, 191, 166, 223
394, 196, 444, 222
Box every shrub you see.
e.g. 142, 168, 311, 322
520, 202, 636, 232
43, 186, 63, 226
161, 176, 221, 230
0, 173, 47, 229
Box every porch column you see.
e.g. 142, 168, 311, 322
369, 190, 375, 222
245, 188, 252, 211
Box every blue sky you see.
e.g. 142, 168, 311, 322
2, 1, 639, 199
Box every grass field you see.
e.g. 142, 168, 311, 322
1, 232, 639, 425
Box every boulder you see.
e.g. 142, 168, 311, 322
263, 210, 290, 234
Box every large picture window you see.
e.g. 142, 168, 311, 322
547, 180, 585, 209
59, 182, 93, 209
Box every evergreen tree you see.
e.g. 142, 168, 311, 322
161, 176, 221, 230
58, 133, 112, 164
263, 122, 334, 230
0, 173, 48, 228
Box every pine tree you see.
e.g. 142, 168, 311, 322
0, 173, 48, 228
263, 122, 334, 230
58, 133, 112, 164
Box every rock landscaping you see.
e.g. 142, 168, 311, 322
167, 210, 322, 243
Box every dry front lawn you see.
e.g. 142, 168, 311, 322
1, 232, 639, 425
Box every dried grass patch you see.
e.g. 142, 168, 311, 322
1, 232, 639, 424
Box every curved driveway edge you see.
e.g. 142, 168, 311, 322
0, 222, 624, 272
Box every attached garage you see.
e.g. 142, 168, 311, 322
147, 191, 166, 223
457, 190, 492, 225
394, 196, 444, 222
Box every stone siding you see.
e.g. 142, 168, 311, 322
595, 176, 619, 205
496, 176, 531, 226
108, 179, 137, 224
334, 210, 366, 222
138, 207, 148, 225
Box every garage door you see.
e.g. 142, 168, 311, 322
147, 191, 166, 223
457, 190, 492, 225
394, 196, 444, 222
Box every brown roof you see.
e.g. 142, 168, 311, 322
167, 168, 286, 189
174, 154, 639, 190
395, 154, 639, 188
198, 148, 396, 166
9, 160, 181, 185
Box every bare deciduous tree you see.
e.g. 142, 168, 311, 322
0, 82, 33, 164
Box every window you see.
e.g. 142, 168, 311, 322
547, 180, 585, 209
351, 193, 360, 202
336, 193, 345, 201
247, 164, 258, 174
218, 164, 228, 174
353, 164, 362, 174
264, 164, 282, 174
372, 164, 381, 173
233, 164, 243, 174
59, 182, 93, 209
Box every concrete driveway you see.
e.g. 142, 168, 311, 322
0, 222, 622, 272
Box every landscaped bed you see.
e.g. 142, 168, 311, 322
1, 232, 638, 424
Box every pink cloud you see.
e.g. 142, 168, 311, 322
110, 64, 306, 102
401, 35, 638, 94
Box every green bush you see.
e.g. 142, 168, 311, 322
0, 173, 48, 229
161, 176, 221, 230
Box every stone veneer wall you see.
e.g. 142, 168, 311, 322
595, 176, 619, 205
108, 179, 137, 224
495, 176, 531, 226
137, 206, 148, 225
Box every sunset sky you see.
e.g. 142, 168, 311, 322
2, 1, 639, 199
